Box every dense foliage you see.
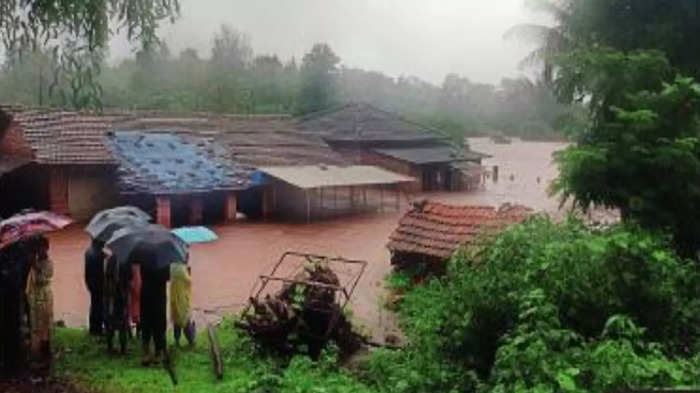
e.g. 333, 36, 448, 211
366, 218, 700, 393
0, 0, 179, 109
515, 1, 700, 255
0, 23, 571, 140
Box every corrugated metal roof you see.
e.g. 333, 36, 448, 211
109, 131, 252, 194
259, 165, 415, 189
373, 146, 490, 165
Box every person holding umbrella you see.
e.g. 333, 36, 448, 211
84, 239, 106, 335
84, 206, 151, 337
106, 224, 188, 368
140, 257, 169, 365
170, 262, 195, 347
0, 210, 71, 374
25, 235, 53, 369
103, 253, 130, 354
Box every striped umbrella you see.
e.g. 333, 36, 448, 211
0, 211, 73, 250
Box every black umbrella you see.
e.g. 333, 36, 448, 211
85, 206, 151, 239
85, 215, 149, 243
105, 224, 188, 271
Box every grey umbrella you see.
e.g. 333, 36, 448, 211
85, 206, 151, 238
105, 224, 189, 270
85, 215, 149, 243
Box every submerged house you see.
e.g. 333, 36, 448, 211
297, 103, 490, 192
107, 129, 251, 227
387, 200, 530, 275
0, 105, 121, 220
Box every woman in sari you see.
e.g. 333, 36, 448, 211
25, 235, 53, 369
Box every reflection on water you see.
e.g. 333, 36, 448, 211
427, 137, 617, 223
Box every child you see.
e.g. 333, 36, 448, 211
169, 263, 195, 347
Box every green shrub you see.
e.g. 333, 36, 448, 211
371, 217, 700, 393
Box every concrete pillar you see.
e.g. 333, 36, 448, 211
189, 196, 203, 225
48, 167, 70, 216
156, 196, 171, 228
224, 192, 237, 222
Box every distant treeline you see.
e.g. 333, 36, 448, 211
0, 25, 579, 141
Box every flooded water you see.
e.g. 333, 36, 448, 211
47, 137, 614, 342
431, 137, 568, 213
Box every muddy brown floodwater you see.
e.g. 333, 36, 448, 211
47, 138, 611, 343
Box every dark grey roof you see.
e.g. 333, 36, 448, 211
373, 146, 490, 165
297, 103, 446, 144
109, 130, 252, 195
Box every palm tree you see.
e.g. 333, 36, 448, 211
504, 0, 573, 85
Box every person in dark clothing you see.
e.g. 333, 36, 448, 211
0, 241, 32, 375
140, 265, 169, 366
103, 255, 130, 354
84, 240, 105, 335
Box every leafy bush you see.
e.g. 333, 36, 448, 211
371, 217, 700, 393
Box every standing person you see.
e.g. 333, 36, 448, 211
0, 242, 30, 375
103, 255, 130, 354
25, 236, 53, 369
84, 239, 105, 335
170, 263, 195, 347
129, 264, 142, 338
140, 264, 169, 366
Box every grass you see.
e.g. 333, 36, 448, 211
53, 318, 376, 393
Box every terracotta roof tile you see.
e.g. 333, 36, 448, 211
387, 200, 530, 259
1, 105, 125, 165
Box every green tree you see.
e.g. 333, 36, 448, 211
0, 0, 179, 109
298, 43, 340, 114
553, 49, 700, 256
211, 25, 253, 70
525, 0, 700, 255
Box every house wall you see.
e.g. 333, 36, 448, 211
335, 148, 423, 193
0, 164, 48, 217
0, 122, 33, 158
67, 166, 120, 221
270, 180, 314, 219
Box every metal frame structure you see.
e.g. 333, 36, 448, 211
243, 251, 368, 339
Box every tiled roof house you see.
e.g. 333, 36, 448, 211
0, 105, 125, 219
297, 103, 490, 192
387, 200, 530, 273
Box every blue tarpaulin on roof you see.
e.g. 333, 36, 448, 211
251, 170, 268, 186
111, 131, 251, 194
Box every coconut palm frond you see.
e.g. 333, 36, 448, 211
517, 48, 548, 69
504, 23, 553, 44
525, 0, 573, 24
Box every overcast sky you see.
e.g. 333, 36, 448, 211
109, 0, 541, 86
